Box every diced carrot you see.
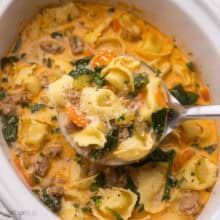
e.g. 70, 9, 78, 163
111, 19, 121, 32
173, 148, 195, 172
66, 106, 88, 128
13, 155, 35, 187
156, 88, 167, 107
137, 90, 147, 104
200, 86, 210, 102
91, 49, 116, 67
83, 49, 93, 57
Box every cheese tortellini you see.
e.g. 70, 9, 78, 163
80, 87, 126, 120
137, 164, 168, 214
101, 56, 140, 93
113, 135, 151, 161
139, 73, 163, 121
14, 64, 41, 95
48, 75, 73, 107
136, 31, 174, 60
177, 156, 217, 190
72, 120, 107, 148
18, 118, 48, 151
92, 187, 137, 220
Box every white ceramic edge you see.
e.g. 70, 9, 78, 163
0, 0, 219, 220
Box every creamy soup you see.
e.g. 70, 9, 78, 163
0, 1, 218, 220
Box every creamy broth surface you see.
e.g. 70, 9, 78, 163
0, 2, 218, 220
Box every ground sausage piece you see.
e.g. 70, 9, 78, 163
34, 156, 50, 177
118, 127, 130, 142
69, 35, 84, 55
62, 114, 76, 133
0, 92, 30, 115
40, 40, 64, 54
67, 90, 80, 107
179, 190, 202, 216
43, 143, 63, 159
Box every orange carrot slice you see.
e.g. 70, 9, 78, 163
111, 19, 121, 32
91, 49, 116, 67
173, 148, 195, 172
156, 88, 167, 107
200, 86, 210, 102
66, 106, 88, 128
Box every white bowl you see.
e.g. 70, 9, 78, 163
0, 0, 220, 219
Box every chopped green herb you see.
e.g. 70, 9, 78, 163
90, 173, 106, 192
82, 206, 92, 213
170, 84, 199, 105
39, 188, 62, 213
89, 128, 119, 159
51, 127, 60, 134
203, 144, 217, 154
137, 203, 144, 212
126, 175, 138, 195
0, 89, 6, 100
75, 153, 85, 167
74, 203, 80, 208
186, 61, 195, 71
51, 116, 57, 121
134, 74, 149, 90
20, 102, 29, 108
106, 208, 124, 220
156, 69, 161, 77
0, 56, 20, 70
51, 32, 63, 39
162, 150, 177, 201
73, 56, 93, 68
2, 115, 19, 142
151, 108, 176, 139
46, 58, 52, 68
91, 195, 102, 208
29, 103, 46, 113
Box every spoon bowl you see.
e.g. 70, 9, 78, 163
58, 58, 220, 166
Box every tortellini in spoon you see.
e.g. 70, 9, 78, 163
55, 55, 168, 165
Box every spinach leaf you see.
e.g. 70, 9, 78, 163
203, 144, 217, 154
2, 115, 19, 142
151, 108, 176, 139
73, 56, 93, 68
39, 188, 62, 213
69, 57, 105, 87
106, 208, 124, 220
126, 175, 138, 195
0, 56, 20, 70
186, 61, 195, 71
134, 74, 148, 90
170, 84, 199, 105
89, 128, 119, 160
91, 195, 102, 208
90, 173, 106, 192
29, 103, 46, 113
162, 150, 177, 201
0, 89, 6, 100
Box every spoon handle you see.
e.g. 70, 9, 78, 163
184, 105, 220, 119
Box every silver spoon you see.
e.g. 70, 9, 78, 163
58, 60, 220, 166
